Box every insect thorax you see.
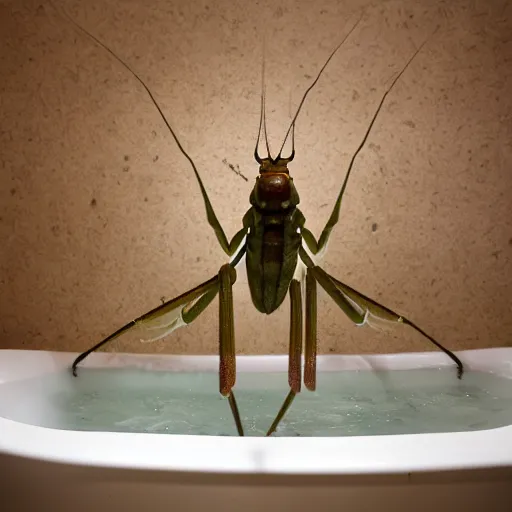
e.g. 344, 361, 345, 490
250, 158, 300, 212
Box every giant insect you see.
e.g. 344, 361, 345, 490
64, 11, 464, 437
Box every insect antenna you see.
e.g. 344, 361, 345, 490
276, 14, 364, 161
254, 40, 273, 163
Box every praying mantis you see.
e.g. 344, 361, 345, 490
64, 10, 464, 437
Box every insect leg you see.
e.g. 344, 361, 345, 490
299, 248, 464, 379
288, 279, 303, 394
57, 6, 237, 257
301, 38, 433, 258
327, 273, 464, 378
304, 269, 318, 391
218, 263, 244, 436
71, 275, 221, 375
266, 279, 303, 437
72, 227, 246, 374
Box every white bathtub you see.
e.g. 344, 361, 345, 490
0, 348, 511, 511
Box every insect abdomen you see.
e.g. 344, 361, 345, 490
261, 217, 286, 312
245, 208, 304, 314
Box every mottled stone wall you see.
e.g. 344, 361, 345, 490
1, 0, 511, 356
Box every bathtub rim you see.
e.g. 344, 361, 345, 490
0, 347, 511, 475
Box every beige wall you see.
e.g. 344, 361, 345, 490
1, 0, 511, 358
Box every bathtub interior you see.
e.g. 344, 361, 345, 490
0, 348, 511, 438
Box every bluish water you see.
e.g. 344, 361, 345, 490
0, 367, 511, 437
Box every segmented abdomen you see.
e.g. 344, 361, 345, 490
245, 208, 304, 314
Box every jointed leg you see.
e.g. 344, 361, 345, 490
218, 264, 244, 436
71, 275, 220, 375
304, 270, 318, 391
59, 7, 248, 434
73, 261, 246, 436
288, 279, 303, 394
328, 275, 464, 378
58, 6, 249, 258
299, 247, 464, 378
301, 41, 432, 258
266, 279, 303, 437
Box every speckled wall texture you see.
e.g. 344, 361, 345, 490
1, 0, 511, 358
